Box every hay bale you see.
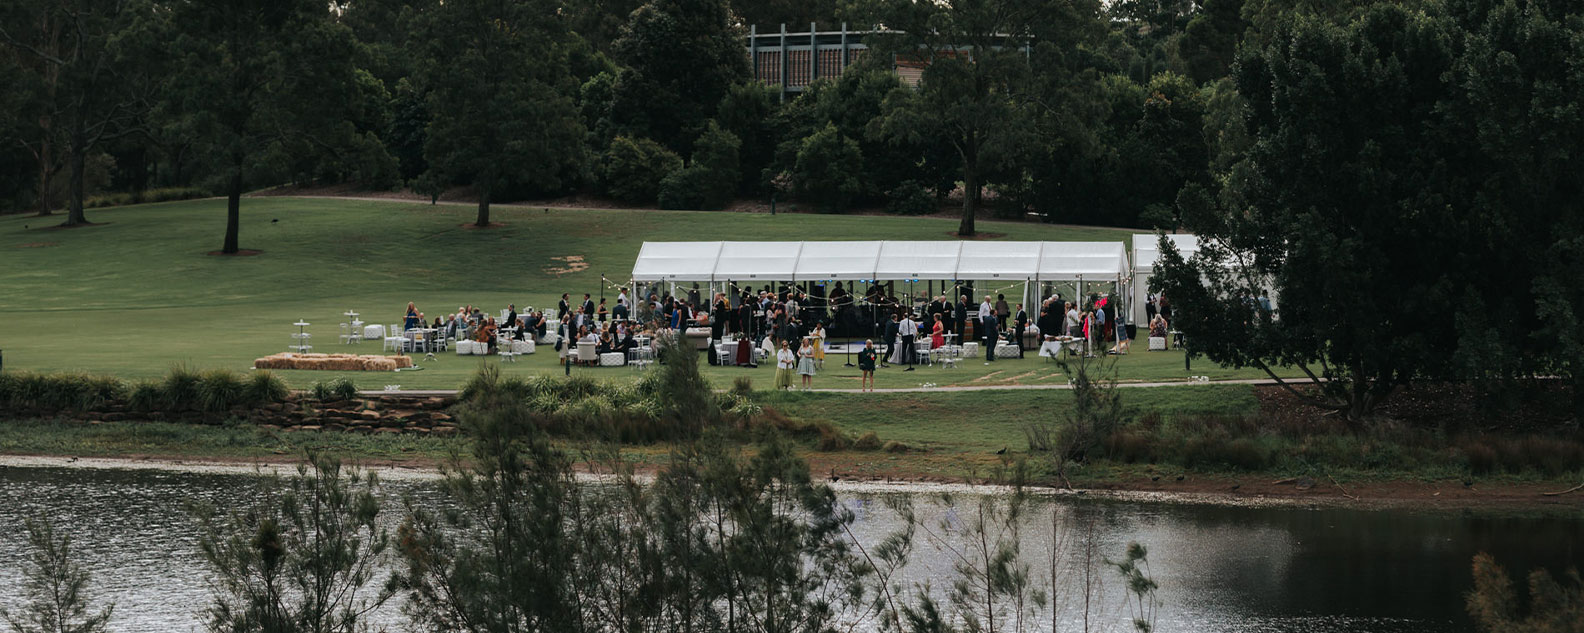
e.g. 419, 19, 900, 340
250, 353, 410, 372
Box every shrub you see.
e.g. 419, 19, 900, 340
730, 376, 753, 397
886, 180, 936, 216
853, 431, 882, 451
659, 121, 740, 210
127, 380, 162, 412
196, 369, 248, 412
600, 136, 682, 204
245, 371, 289, 405
330, 378, 359, 401
792, 123, 864, 212
311, 381, 335, 401
84, 187, 209, 209
0, 372, 125, 411
162, 365, 202, 410
657, 165, 711, 210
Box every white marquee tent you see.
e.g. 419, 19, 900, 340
631, 240, 1130, 284
632, 241, 1132, 316
1131, 234, 1198, 325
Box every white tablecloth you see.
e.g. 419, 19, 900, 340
364, 324, 385, 339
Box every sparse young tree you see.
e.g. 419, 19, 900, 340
190, 453, 393, 633
0, 517, 114, 633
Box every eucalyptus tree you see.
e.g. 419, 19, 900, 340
166, 0, 370, 254
414, 0, 585, 227
0, 0, 158, 226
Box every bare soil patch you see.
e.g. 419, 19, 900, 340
459, 222, 507, 229
546, 255, 590, 275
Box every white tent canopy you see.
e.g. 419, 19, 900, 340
630, 241, 722, 282
1131, 233, 1199, 324
1132, 234, 1200, 274
872, 241, 961, 281
631, 240, 1131, 283
793, 241, 883, 280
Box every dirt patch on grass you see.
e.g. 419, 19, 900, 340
205, 249, 264, 256
459, 222, 507, 229
546, 255, 589, 275
18, 242, 58, 248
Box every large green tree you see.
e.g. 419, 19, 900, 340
608, 0, 747, 155
1154, 0, 1584, 418
0, 0, 156, 227
167, 0, 370, 254
871, 0, 1038, 236
416, 0, 584, 227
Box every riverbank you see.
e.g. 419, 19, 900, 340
3, 426, 1580, 512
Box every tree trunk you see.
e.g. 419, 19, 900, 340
63, 129, 89, 227
958, 134, 978, 237
223, 170, 242, 254
36, 137, 54, 217
476, 188, 491, 227
959, 164, 977, 237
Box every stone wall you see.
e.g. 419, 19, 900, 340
9, 394, 462, 437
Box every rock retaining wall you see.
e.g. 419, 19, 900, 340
6, 394, 463, 437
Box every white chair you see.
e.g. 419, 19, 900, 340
384, 324, 409, 353
512, 339, 535, 355
1149, 336, 1167, 351
600, 352, 625, 367
496, 334, 515, 362
577, 341, 597, 366
339, 323, 353, 344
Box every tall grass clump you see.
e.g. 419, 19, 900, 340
244, 371, 289, 404
0, 372, 126, 411
161, 365, 202, 410
196, 369, 248, 412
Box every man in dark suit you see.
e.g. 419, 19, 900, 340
582, 293, 595, 324
954, 295, 969, 343
1014, 303, 1029, 358
558, 293, 570, 319
982, 310, 999, 363
711, 293, 729, 341
504, 304, 519, 340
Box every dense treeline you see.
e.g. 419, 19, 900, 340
1153, 0, 1584, 418
3, 0, 1327, 244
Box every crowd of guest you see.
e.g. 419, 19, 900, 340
385, 284, 1177, 379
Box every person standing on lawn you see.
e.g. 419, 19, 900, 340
982, 309, 999, 363
775, 340, 796, 390
898, 311, 919, 371
797, 336, 817, 389
1014, 303, 1028, 358
858, 339, 877, 392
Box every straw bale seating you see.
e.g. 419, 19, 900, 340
253, 352, 414, 371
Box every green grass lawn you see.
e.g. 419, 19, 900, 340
0, 197, 1278, 390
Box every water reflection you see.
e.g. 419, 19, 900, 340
0, 465, 1577, 633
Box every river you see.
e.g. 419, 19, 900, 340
0, 461, 1578, 632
